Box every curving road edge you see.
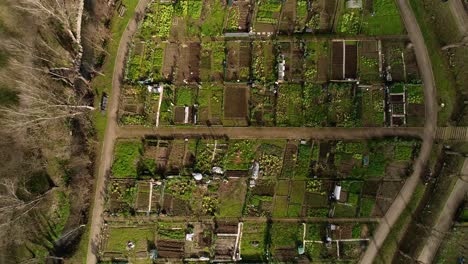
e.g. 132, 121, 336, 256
359, 0, 438, 263
86, 0, 151, 263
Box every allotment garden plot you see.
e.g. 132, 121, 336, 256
100, 217, 377, 262
106, 137, 419, 219
121, 0, 421, 128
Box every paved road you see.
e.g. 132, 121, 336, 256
117, 126, 424, 139
359, 0, 438, 263
417, 158, 468, 264
85, 1, 151, 263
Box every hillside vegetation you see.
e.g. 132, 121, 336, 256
0, 0, 113, 261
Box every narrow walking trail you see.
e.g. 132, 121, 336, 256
359, 0, 438, 263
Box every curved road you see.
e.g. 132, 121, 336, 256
85, 0, 151, 263
359, 0, 438, 263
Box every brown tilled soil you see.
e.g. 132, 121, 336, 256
332, 41, 344, 79
224, 86, 248, 119
345, 44, 357, 79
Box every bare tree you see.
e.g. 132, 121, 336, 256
0, 74, 94, 130
13, 0, 84, 55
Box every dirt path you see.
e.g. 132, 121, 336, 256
417, 158, 468, 264
359, 0, 438, 263
117, 126, 424, 139
85, 1, 151, 263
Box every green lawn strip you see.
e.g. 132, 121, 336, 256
175, 86, 196, 106
359, 197, 376, 217
276, 180, 290, 196
334, 203, 356, 218
92, 0, 140, 141
374, 184, 426, 264
409, 0, 458, 125
112, 140, 143, 178
294, 144, 312, 179
361, 0, 404, 35
272, 196, 289, 217
290, 181, 306, 204
106, 227, 155, 253
240, 222, 267, 261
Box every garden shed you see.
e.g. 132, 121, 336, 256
334, 184, 342, 200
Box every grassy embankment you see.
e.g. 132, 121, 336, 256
408, 0, 462, 125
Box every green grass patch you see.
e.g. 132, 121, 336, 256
295, 144, 311, 179
305, 223, 322, 241
272, 196, 289, 217
112, 140, 143, 178
106, 227, 154, 253
407, 84, 424, 104
334, 203, 356, 217
359, 197, 376, 217
241, 222, 268, 261
290, 181, 306, 204
175, 86, 196, 106
276, 180, 290, 196
217, 179, 246, 217
362, 0, 404, 35
270, 222, 302, 250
